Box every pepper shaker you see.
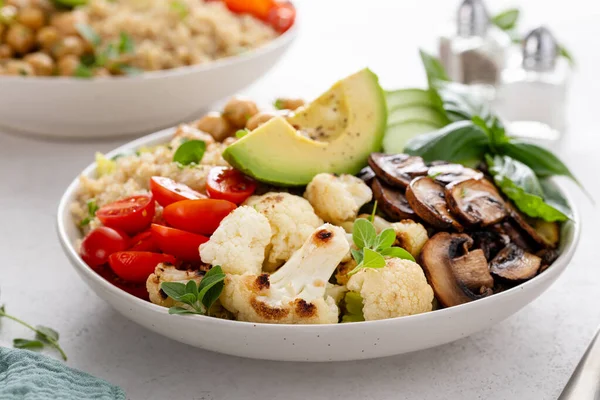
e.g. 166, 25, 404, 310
439, 0, 511, 96
493, 26, 570, 145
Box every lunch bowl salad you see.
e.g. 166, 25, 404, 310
58, 61, 580, 361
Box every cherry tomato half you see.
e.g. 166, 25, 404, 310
96, 195, 155, 235
206, 167, 257, 205
267, 2, 296, 33
80, 227, 129, 268
108, 251, 176, 283
151, 224, 209, 262
163, 199, 237, 235
129, 229, 159, 252
150, 176, 205, 207
224, 0, 274, 20
95, 264, 149, 300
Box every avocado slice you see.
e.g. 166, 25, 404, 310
388, 105, 448, 127
223, 69, 387, 186
386, 88, 439, 110
383, 120, 440, 154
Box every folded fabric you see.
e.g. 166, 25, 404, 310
0, 347, 125, 400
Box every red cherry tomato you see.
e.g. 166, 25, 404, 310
224, 0, 274, 19
206, 167, 257, 205
96, 195, 155, 235
80, 227, 129, 267
267, 2, 296, 33
108, 251, 176, 283
151, 224, 209, 262
163, 199, 237, 235
150, 176, 205, 207
95, 264, 149, 300
129, 229, 159, 252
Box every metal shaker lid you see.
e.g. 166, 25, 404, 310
522, 26, 558, 71
457, 0, 490, 37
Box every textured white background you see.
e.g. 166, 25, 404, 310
1, 1, 599, 399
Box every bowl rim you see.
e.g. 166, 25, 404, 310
0, 5, 298, 84
56, 127, 582, 330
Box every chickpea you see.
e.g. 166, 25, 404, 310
50, 10, 87, 36
0, 5, 18, 25
5, 24, 35, 54
195, 112, 233, 142
246, 111, 277, 131
4, 59, 35, 76
36, 26, 61, 49
57, 54, 79, 76
222, 97, 259, 128
24, 52, 54, 76
31, 0, 53, 12
0, 44, 13, 60
274, 98, 305, 111
17, 7, 45, 31
53, 35, 84, 58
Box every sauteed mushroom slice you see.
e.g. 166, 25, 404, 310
428, 163, 484, 185
356, 166, 376, 185
470, 230, 509, 260
371, 178, 416, 221
420, 232, 492, 307
507, 204, 560, 249
489, 244, 542, 281
491, 221, 535, 252
445, 178, 507, 226
368, 153, 429, 188
406, 177, 462, 230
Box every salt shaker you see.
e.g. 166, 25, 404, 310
494, 27, 570, 144
439, 0, 511, 93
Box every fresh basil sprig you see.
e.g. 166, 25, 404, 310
348, 218, 414, 276
0, 305, 67, 361
172, 140, 206, 166
161, 266, 226, 315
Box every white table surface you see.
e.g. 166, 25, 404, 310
1, 1, 599, 399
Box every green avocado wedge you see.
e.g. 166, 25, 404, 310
222, 69, 388, 186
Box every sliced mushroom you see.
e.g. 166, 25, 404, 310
428, 163, 483, 185
537, 248, 560, 273
371, 178, 416, 221
491, 221, 535, 252
368, 153, 429, 188
406, 177, 462, 230
489, 244, 541, 281
445, 178, 507, 226
507, 203, 560, 248
420, 232, 492, 307
356, 166, 376, 185
470, 230, 509, 260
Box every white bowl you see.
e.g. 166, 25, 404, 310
0, 25, 296, 139
56, 128, 581, 362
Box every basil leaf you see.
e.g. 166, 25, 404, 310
13, 338, 44, 350
404, 120, 490, 165
198, 266, 226, 311
168, 306, 196, 315
435, 81, 492, 123
500, 141, 578, 180
486, 155, 571, 222
351, 249, 364, 265
419, 49, 449, 86
352, 218, 377, 250
36, 326, 59, 342
374, 229, 396, 252
379, 247, 416, 263
160, 282, 188, 301
491, 9, 520, 31
76, 23, 101, 47
173, 140, 206, 166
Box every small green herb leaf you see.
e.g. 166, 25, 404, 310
160, 282, 188, 302
117, 32, 135, 54
173, 140, 206, 166
419, 49, 449, 86
185, 280, 198, 298
559, 45, 575, 66
273, 99, 285, 110
352, 218, 377, 250
374, 228, 396, 252
168, 306, 196, 315
36, 326, 59, 342
198, 266, 226, 311
74, 64, 94, 78
170, 0, 189, 18
13, 338, 44, 350
76, 23, 101, 47
380, 246, 416, 262
350, 249, 364, 265
491, 8, 520, 31
348, 248, 386, 275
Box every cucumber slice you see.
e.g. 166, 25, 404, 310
388, 105, 447, 127
386, 89, 437, 110
383, 120, 440, 154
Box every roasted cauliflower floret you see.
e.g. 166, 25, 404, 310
200, 206, 271, 275
304, 173, 373, 225
243, 192, 323, 272
146, 263, 203, 307
391, 220, 429, 258
219, 224, 350, 324
346, 258, 434, 321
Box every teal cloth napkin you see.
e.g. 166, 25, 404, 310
0, 347, 126, 400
